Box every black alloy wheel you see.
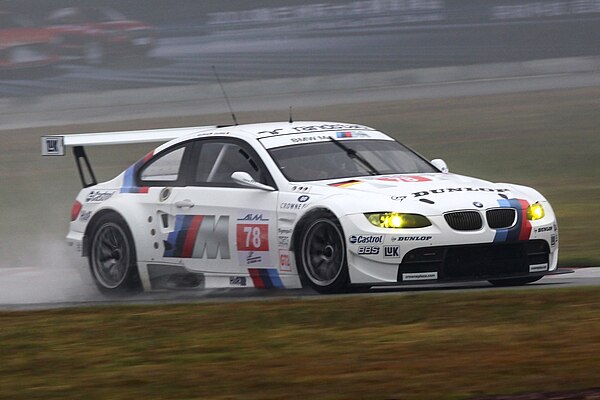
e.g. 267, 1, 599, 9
89, 213, 141, 295
297, 211, 349, 294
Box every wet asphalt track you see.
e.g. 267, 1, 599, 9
0, 265, 597, 311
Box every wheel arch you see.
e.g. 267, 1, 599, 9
84, 207, 143, 294
83, 208, 130, 257
291, 206, 351, 293
291, 207, 342, 252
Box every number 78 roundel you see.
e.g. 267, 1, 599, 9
236, 224, 269, 251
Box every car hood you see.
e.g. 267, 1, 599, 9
310, 173, 542, 215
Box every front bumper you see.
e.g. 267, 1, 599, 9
342, 210, 559, 285
397, 240, 550, 283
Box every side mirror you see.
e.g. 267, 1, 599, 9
431, 159, 449, 173
231, 171, 275, 191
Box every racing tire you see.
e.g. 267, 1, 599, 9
296, 211, 350, 294
88, 213, 141, 295
488, 276, 544, 287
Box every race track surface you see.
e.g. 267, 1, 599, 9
0, 265, 597, 311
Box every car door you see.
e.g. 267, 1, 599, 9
163, 137, 279, 275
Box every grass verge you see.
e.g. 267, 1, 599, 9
2, 287, 600, 399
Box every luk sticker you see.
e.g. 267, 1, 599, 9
383, 246, 400, 258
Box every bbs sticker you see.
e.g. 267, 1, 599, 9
357, 246, 379, 255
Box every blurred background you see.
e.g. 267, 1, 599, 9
1, 0, 599, 299
1, 0, 599, 99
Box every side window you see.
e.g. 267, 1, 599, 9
194, 141, 263, 186
140, 147, 185, 183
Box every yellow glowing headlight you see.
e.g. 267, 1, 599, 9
365, 212, 431, 228
526, 202, 545, 221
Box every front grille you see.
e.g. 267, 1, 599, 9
444, 211, 482, 231
487, 208, 517, 229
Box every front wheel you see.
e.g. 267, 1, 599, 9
296, 211, 349, 294
488, 276, 543, 287
89, 213, 141, 295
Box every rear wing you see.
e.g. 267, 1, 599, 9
41, 126, 216, 187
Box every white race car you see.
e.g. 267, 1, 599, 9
42, 121, 560, 294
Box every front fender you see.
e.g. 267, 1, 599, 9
498, 183, 548, 202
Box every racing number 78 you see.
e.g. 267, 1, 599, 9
236, 224, 269, 251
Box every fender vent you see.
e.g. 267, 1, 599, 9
444, 211, 483, 231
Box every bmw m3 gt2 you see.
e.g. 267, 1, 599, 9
42, 121, 560, 294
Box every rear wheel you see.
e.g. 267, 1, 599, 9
89, 213, 141, 295
296, 211, 349, 294
488, 276, 543, 287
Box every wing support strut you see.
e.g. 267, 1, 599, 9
73, 146, 97, 188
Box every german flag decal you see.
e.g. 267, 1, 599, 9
329, 179, 362, 188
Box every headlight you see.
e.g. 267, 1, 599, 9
365, 212, 431, 228
526, 202, 545, 221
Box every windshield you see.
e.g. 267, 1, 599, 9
268, 139, 438, 182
